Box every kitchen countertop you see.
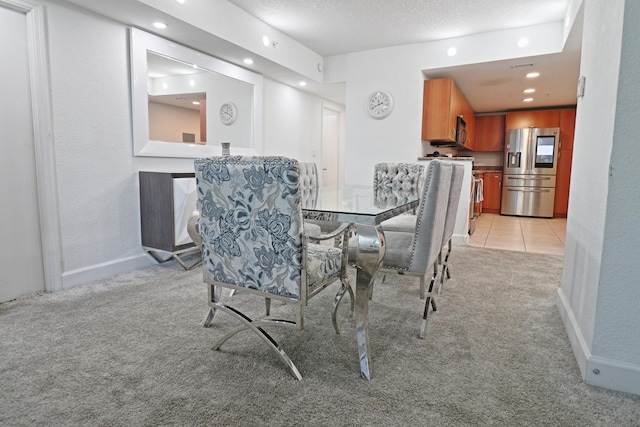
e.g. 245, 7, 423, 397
473, 166, 503, 173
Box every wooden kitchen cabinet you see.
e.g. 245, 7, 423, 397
422, 77, 476, 148
474, 114, 505, 152
505, 110, 560, 129
559, 108, 576, 150
482, 171, 503, 214
554, 150, 573, 217
554, 107, 576, 217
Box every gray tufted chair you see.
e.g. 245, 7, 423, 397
195, 156, 353, 380
436, 162, 465, 294
380, 161, 465, 295
346, 160, 452, 339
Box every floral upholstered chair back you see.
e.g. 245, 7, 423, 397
194, 156, 304, 301
373, 163, 424, 208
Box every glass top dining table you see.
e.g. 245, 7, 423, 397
302, 185, 419, 380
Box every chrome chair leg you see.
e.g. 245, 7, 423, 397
332, 280, 355, 334
203, 285, 221, 328
203, 308, 216, 327
419, 261, 439, 339
211, 301, 303, 381
438, 240, 453, 295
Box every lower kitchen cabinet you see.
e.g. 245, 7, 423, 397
482, 172, 503, 214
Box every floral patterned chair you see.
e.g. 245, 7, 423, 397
194, 156, 352, 380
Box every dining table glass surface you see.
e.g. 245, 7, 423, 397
302, 184, 419, 380
302, 185, 419, 225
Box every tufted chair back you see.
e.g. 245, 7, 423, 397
409, 160, 452, 273
373, 163, 425, 193
373, 162, 425, 211
299, 161, 319, 208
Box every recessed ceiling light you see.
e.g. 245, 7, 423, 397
299, 81, 307, 87
523, 88, 535, 93
243, 58, 254, 65
175, 0, 186, 4
517, 37, 529, 48
526, 72, 540, 78
162, 83, 168, 90
192, 101, 200, 105
152, 22, 168, 29
189, 80, 195, 87
523, 97, 534, 102
447, 47, 457, 57
262, 36, 270, 47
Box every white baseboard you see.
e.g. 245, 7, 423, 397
556, 288, 640, 396
555, 289, 589, 376
586, 356, 640, 396
453, 233, 469, 246
61, 253, 154, 289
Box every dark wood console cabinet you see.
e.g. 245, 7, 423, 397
139, 172, 200, 269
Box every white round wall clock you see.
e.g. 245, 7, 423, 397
219, 102, 237, 125
367, 90, 394, 119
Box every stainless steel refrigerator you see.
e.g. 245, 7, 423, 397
501, 127, 559, 218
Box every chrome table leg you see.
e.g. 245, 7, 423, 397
353, 224, 385, 380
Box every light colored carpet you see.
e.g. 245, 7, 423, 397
1, 246, 639, 426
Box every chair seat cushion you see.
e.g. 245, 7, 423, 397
380, 214, 417, 233
305, 219, 344, 234
381, 231, 414, 270
306, 244, 343, 291
304, 222, 322, 238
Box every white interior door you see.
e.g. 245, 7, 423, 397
321, 106, 340, 190
0, 6, 45, 302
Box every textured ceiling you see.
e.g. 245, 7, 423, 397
226, 0, 571, 57
226, 0, 579, 111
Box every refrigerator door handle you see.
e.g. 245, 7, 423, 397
506, 176, 552, 181
506, 188, 552, 193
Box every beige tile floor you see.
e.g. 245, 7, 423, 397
468, 213, 567, 256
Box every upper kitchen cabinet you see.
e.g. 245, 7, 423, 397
474, 114, 505, 152
422, 77, 476, 148
505, 110, 560, 129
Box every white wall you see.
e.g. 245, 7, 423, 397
325, 21, 566, 187
26, 1, 340, 289
557, 0, 640, 395
0, 6, 45, 302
